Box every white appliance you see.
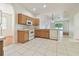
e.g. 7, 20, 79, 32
50, 29, 58, 40
26, 20, 32, 25
29, 29, 34, 40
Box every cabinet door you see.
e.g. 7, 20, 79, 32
32, 18, 39, 26
21, 14, 26, 24
17, 31, 29, 43
35, 29, 49, 38
35, 30, 40, 37
50, 30, 57, 39
18, 14, 22, 24
39, 30, 49, 38
0, 41, 3, 56
24, 32, 29, 42
18, 14, 26, 25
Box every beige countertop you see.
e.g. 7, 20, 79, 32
17, 29, 29, 31
0, 36, 5, 41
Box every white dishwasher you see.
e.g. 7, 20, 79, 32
50, 29, 58, 40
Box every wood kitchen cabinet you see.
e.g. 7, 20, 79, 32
0, 41, 3, 56
32, 18, 39, 26
17, 31, 29, 43
35, 29, 49, 39
18, 13, 39, 26
18, 14, 26, 25
18, 14, 31, 25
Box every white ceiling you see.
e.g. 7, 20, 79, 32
13, 3, 79, 16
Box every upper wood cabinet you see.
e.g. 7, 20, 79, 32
18, 14, 31, 25
17, 30, 29, 43
17, 13, 39, 26
18, 14, 26, 25
32, 18, 39, 26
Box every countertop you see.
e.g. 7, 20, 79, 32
17, 29, 29, 31
0, 36, 5, 41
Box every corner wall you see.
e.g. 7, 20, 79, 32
0, 3, 15, 45
73, 13, 79, 42
13, 4, 35, 43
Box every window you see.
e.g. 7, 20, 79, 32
54, 21, 64, 30
40, 23, 50, 29
1, 13, 7, 29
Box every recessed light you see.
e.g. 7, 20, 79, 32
43, 4, 47, 8
33, 8, 36, 11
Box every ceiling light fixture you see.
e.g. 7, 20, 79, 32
33, 8, 36, 11
43, 4, 47, 8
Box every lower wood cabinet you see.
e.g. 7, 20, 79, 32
17, 31, 29, 43
35, 29, 49, 39
0, 41, 3, 56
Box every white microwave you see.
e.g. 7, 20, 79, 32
26, 20, 32, 25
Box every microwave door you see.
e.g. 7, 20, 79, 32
27, 20, 32, 25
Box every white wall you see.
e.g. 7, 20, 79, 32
37, 15, 51, 29
0, 4, 15, 36
14, 5, 34, 17
13, 4, 35, 43
73, 12, 79, 41
63, 20, 69, 32
0, 4, 15, 44
68, 17, 74, 38
37, 13, 53, 29
36, 12, 64, 29
0, 4, 35, 43
0, 4, 14, 14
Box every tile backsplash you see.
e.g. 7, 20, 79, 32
16, 24, 39, 30
16, 24, 25, 30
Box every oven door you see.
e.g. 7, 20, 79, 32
29, 29, 34, 40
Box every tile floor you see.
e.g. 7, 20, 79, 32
4, 38, 79, 56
